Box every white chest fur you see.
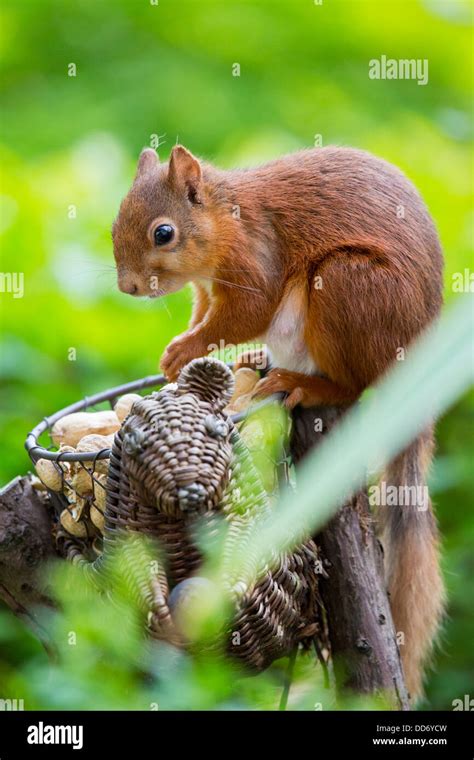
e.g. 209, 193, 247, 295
261, 283, 318, 374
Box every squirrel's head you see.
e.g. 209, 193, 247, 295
112, 146, 220, 298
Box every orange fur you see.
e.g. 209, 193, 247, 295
379, 429, 445, 699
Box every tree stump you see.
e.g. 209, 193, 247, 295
290, 405, 410, 710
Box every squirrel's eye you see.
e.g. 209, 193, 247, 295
154, 224, 174, 246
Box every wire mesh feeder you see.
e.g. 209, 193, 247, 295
25, 372, 175, 562
25, 358, 322, 672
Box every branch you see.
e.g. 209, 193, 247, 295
0, 475, 56, 614
290, 405, 410, 710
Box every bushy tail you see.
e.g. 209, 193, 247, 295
379, 428, 445, 701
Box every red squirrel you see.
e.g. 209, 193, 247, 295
112, 144, 444, 699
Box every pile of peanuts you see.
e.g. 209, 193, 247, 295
34, 393, 141, 538
224, 368, 259, 415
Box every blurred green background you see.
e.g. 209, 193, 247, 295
0, 0, 472, 710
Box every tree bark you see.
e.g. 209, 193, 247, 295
290, 405, 410, 710
0, 475, 56, 644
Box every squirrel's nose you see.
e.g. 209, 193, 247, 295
119, 277, 139, 295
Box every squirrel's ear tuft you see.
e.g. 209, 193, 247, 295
136, 148, 158, 178
168, 145, 202, 203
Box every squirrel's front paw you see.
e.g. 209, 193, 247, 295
160, 332, 208, 381
251, 369, 305, 409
